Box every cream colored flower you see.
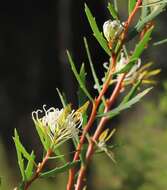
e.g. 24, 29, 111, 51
32, 105, 82, 146
117, 53, 141, 81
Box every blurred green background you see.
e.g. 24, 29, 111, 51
0, 0, 167, 189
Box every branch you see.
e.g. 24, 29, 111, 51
75, 74, 126, 190
74, 0, 142, 189
24, 149, 52, 190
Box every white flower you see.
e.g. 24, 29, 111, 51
32, 105, 82, 146
116, 53, 141, 82
103, 20, 124, 42
93, 53, 141, 91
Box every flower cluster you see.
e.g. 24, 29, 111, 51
32, 105, 83, 148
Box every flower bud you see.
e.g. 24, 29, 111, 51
103, 20, 124, 42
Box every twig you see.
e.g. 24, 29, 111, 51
75, 74, 125, 190
24, 149, 52, 190
66, 54, 116, 190
67, 1, 142, 190
74, 0, 142, 189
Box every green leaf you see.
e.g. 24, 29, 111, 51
130, 26, 154, 61
56, 88, 67, 108
80, 144, 88, 165
98, 101, 105, 114
113, 0, 118, 12
84, 37, 101, 93
107, 2, 118, 19
54, 148, 66, 164
97, 87, 152, 118
141, 0, 149, 20
13, 137, 34, 163
77, 64, 88, 132
13, 129, 26, 181
136, 2, 167, 31
40, 161, 80, 178
25, 151, 35, 180
33, 120, 49, 151
84, 4, 111, 56
153, 38, 167, 46
113, 58, 138, 75
128, 0, 136, 14
77, 63, 88, 107
127, 2, 167, 41
67, 50, 93, 101
121, 80, 142, 104
84, 37, 107, 105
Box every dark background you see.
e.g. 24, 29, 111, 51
0, 0, 109, 149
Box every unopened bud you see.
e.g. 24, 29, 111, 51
103, 20, 124, 42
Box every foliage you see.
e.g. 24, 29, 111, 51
10, 1, 167, 190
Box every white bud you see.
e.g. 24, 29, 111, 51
103, 20, 124, 41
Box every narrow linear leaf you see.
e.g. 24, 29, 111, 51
141, 0, 149, 19
80, 144, 88, 165
33, 119, 51, 151
67, 50, 93, 101
54, 148, 66, 164
121, 80, 142, 104
136, 2, 167, 31
153, 38, 167, 46
13, 129, 26, 181
13, 137, 34, 163
97, 87, 152, 118
84, 37, 101, 93
78, 63, 88, 106
107, 2, 118, 19
77, 65, 89, 142
40, 161, 80, 178
141, 0, 167, 7
84, 37, 107, 106
33, 121, 48, 151
129, 0, 136, 14
85, 4, 111, 56
98, 101, 105, 115
56, 88, 67, 108
128, 2, 167, 41
25, 151, 35, 180
130, 26, 154, 61
113, 0, 118, 12
113, 58, 138, 75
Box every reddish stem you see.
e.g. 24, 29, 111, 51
74, 0, 142, 189
67, 1, 142, 189
75, 74, 126, 190
24, 149, 52, 190
66, 55, 116, 190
